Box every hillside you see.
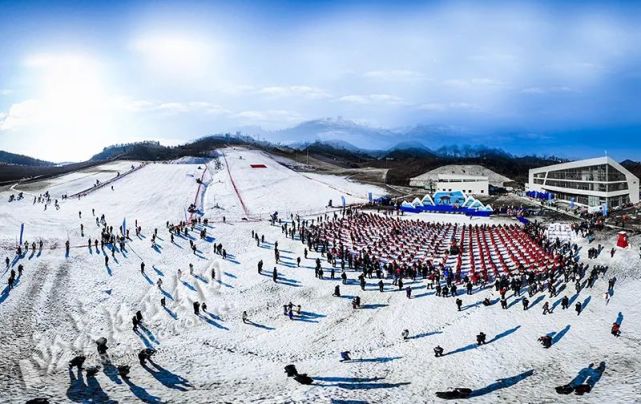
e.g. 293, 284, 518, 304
0, 150, 53, 167
621, 160, 641, 180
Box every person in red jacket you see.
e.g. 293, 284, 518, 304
611, 322, 621, 337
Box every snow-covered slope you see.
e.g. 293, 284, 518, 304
0, 148, 639, 403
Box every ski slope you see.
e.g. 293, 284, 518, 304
12, 160, 142, 199
0, 148, 640, 403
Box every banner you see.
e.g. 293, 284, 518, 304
19, 223, 24, 245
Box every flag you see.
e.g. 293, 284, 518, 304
341, 195, 346, 208
19, 223, 24, 245
368, 192, 373, 203
121, 218, 126, 235
569, 197, 574, 209
602, 203, 608, 216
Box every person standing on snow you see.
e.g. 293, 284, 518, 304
542, 301, 552, 315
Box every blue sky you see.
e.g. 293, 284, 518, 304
1, 0, 640, 161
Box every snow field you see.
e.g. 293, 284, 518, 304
0, 148, 639, 403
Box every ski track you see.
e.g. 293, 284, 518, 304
0, 147, 640, 403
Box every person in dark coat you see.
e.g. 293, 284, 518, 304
138, 348, 156, 365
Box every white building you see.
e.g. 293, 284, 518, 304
433, 174, 489, 195
528, 156, 640, 209
409, 165, 510, 191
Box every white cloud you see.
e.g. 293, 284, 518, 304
0, 89, 11, 96
257, 85, 331, 99
521, 86, 574, 94
233, 110, 302, 124
0, 99, 42, 131
443, 78, 504, 88
117, 98, 228, 115
417, 102, 479, 112
338, 94, 405, 105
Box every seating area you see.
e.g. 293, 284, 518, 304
318, 213, 555, 280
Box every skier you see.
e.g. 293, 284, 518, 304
456, 298, 463, 311
575, 302, 582, 316
476, 332, 487, 345
160, 297, 166, 307
273, 267, 278, 283
406, 286, 412, 299
522, 297, 529, 310
542, 301, 552, 315
140, 262, 145, 274
401, 329, 410, 340
333, 285, 341, 297
132, 316, 139, 332
242, 311, 248, 323
340, 351, 351, 362
433, 345, 444, 357
193, 301, 200, 315
378, 279, 384, 292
